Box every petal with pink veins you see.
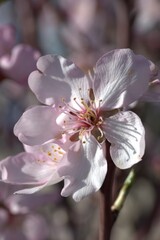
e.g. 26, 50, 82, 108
94, 49, 151, 109
103, 111, 145, 169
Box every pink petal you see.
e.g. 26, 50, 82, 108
94, 49, 151, 109
0, 145, 63, 195
0, 44, 40, 86
103, 111, 145, 169
0, 152, 56, 185
28, 54, 85, 105
14, 106, 61, 145
58, 136, 107, 201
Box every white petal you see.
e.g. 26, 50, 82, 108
29, 54, 87, 106
58, 136, 107, 201
0, 152, 62, 185
94, 49, 151, 109
14, 106, 61, 146
103, 111, 145, 169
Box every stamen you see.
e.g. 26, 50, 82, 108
73, 97, 84, 110
89, 88, 95, 101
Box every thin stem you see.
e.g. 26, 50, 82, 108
99, 141, 116, 240
111, 169, 135, 212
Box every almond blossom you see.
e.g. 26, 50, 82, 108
0, 142, 64, 193
0, 24, 40, 86
0, 44, 41, 86
0, 181, 59, 240
0, 49, 153, 201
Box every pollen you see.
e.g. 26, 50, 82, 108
48, 152, 52, 156
58, 151, 64, 155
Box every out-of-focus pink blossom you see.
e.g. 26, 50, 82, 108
0, 24, 41, 86
0, 44, 41, 86
0, 142, 64, 193
0, 49, 154, 201
0, 182, 57, 240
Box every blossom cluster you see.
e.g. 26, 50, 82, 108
0, 48, 159, 202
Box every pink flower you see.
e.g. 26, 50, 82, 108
0, 142, 64, 193
0, 182, 55, 240
1, 49, 152, 201
0, 24, 41, 86
0, 44, 41, 86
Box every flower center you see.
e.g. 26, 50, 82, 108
58, 88, 105, 143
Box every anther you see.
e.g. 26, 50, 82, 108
89, 88, 95, 101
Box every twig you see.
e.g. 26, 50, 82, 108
99, 141, 116, 240
111, 169, 135, 212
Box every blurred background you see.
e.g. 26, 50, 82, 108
0, 0, 160, 239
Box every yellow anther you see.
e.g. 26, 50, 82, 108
89, 88, 95, 101
58, 151, 64, 155
48, 152, 52, 156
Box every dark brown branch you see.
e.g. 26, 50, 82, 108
99, 141, 116, 240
